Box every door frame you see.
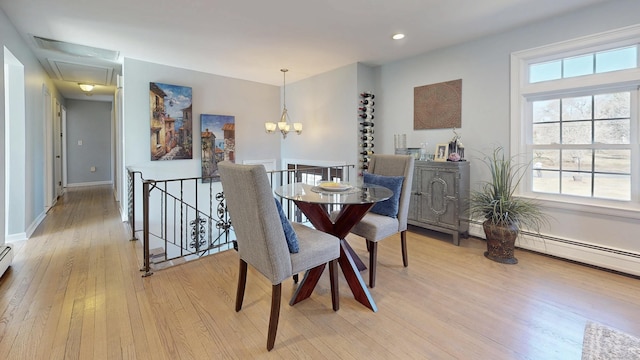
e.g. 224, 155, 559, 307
54, 100, 64, 197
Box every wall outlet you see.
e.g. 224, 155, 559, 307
78, 140, 83, 146
90, 166, 96, 172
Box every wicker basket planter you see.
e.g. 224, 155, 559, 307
482, 220, 519, 264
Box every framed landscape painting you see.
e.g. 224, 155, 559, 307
149, 82, 193, 160
201, 114, 236, 182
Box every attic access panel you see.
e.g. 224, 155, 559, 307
48, 59, 113, 86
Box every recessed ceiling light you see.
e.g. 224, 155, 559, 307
392, 33, 405, 40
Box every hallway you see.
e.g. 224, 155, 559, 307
0, 186, 140, 359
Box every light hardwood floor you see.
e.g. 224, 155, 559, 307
0, 185, 639, 359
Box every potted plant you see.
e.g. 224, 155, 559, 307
469, 147, 549, 264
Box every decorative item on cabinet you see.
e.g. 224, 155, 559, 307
358, 92, 375, 176
448, 128, 465, 161
395, 147, 422, 160
407, 160, 470, 245
434, 143, 449, 162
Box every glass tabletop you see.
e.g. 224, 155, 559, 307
274, 182, 393, 205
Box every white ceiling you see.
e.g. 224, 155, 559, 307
0, 0, 611, 100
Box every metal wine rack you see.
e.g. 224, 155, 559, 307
358, 92, 375, 175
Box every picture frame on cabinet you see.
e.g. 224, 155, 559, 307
435, 144, 449, 162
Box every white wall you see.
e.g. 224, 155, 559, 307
281, 63, 362, 177
377, 0, 640, 157
373, 0, 640, 273
55, 0, 639, 274
123, 58, 282, 167
121, 58, 282, 221
1, 7, 65, 242
66, 100, 113, 186
4, 48, 25, 237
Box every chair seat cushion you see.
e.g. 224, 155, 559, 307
290, 223, 340, 273
349, 212, 400, 242
364, 173, 404, 218
274, 198, 299, 253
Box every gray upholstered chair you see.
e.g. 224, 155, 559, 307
218, 161, 340, 351
351, 154, 414, 288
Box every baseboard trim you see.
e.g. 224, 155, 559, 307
469, 223, 640, 277
5, 232, 27, 243
6, 207, 46, 243
26, 211, 46, 239
67, 181, 113, 188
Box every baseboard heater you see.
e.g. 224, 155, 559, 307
468, 223, 640, 277
0, 245, 13, 278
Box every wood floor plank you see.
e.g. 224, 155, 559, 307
0, 185, 638, 359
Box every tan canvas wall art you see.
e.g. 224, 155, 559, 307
414, 79, 462, 130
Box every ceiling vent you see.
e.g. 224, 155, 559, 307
33, 35, 119, 61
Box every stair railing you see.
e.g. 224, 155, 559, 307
127, 164, 354, 276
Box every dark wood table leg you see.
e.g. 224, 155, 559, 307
337, 239, 377, 312
291, 201, 377, 312
290, 264, 326, 306
341, 239, 366, 271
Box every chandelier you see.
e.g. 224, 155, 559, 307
265, 69, 302, 138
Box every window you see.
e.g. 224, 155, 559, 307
529, 46, 638, 83
511, 25, 640, 212
531, 91, 633, 201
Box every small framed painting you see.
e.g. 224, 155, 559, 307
434, 144, 449, 162
201, 114, 235, 183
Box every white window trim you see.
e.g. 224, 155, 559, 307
510, 24, 640, 220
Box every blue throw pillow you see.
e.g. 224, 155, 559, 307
274, 198, 299, 253
364, 172, 404, 218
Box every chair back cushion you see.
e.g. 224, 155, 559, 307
368, 154, 415, 232
274, 198, 299, 253
363, 172, 404, 217
219, 162, 293, 284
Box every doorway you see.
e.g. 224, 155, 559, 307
3, 47, 26, 240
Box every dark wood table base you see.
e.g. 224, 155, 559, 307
289, 202, 377, 312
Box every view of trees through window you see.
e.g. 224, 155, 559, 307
531, 91, 631, 200
514, 28, 640, 207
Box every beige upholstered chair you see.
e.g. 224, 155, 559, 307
218, 161, 340, 351
351, 154, 414, 288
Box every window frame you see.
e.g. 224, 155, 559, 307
510, 25, 640, 218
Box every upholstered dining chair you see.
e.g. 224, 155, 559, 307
218, 161, 340, 351
350, 154, 414, 288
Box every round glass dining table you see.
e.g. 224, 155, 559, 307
275, 182, 392, 312
275, 182, 392, 206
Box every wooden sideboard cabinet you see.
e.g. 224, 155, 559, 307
407, 161, 470, 245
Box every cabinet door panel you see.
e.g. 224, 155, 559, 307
407, 161, 470, 245
418, 168, 458, 229
409, 173, 420, 220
